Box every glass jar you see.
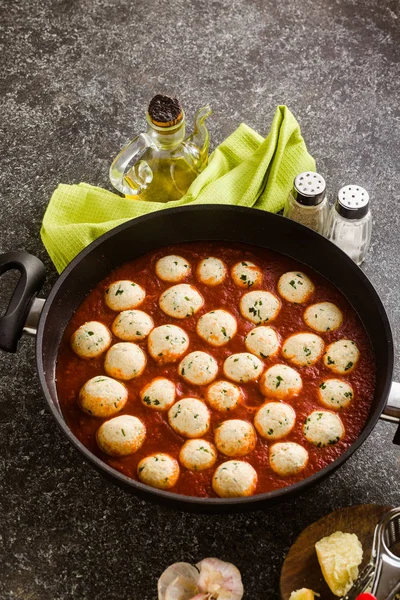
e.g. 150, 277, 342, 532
284, 172, 328, 234
325, 185, 372, 266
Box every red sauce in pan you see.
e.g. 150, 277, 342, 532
56, 242, 376, 497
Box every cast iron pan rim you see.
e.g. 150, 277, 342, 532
36, 205, 394, 507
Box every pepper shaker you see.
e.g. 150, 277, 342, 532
284, 172, 328, 234
325, 185, 372, 266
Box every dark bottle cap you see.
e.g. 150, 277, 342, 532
148, 94, 183, 128
293, 172, 326, 206
335, 185, 370, 219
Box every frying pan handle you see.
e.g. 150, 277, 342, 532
380, 381, 400, 445
0, 252, 46, 353
381, 382, 400, 423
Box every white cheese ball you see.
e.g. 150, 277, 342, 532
179, 439, 217, 471
112, 310, 154, 341
196, 257, 227, 286
282, 332, 325, 367
79, 376, 128, 417
254, 402, 296, 440
159, 284, 204, 319
206, 381, 242, 412
212, 460, 257, 497
137, 453, 179, 490
168, 398, 210, 438
304, 302, 343, 333
245, 326, 280, 360
269, 442, 309, 476
240, 291, 281, 324
148, 324, 189, 364
277, 272, 315, 304
259, 364, 302, 399
323, 340, 360, 374
179, 351, 219, 386
304, 410, 345, 447
140, 377, 176, 411
214, 419, 257, 457
96, 415, 146, 456
105, 280, 146, 311
231, 261, 262, 288
223, 353, 264, 383
155, 255, 191, 282
318, 379, 354, 410
196, 310, 237, 347
104, 342, 146, 380
70, 321, 112, 359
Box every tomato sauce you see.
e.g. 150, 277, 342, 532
56, 242, 376, 497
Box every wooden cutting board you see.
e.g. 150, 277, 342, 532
280, 504, 392, 600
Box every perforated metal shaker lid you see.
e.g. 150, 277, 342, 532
293, 172, 326, 206
336, 185, 370, 219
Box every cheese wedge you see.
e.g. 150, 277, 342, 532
289, 588, 317, 600
315, 531, 363, 597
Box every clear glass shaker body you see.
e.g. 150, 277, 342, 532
325, 185, 372, 266
325, 206, 372, 266
284, 191, 329, 234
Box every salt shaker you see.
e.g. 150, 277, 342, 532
284, 171, 328, 234
325, 185, 372, 266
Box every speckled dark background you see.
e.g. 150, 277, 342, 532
1, 0, 400, 598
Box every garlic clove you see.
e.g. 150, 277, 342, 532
165, 576, 201, 600
196, 558, 244, 600
158, 563, 200, 600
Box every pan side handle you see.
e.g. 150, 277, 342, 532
381, 382, 400, 423
0, 252, 46, 353
380, 382, 400, 445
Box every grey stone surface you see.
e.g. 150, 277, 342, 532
0, 0, 399, 598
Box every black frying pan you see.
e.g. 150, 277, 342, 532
1, 205, 399, 511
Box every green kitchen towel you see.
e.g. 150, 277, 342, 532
41, 105, 315, 273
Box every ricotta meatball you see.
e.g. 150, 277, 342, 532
105, 280, 145, 311
323, 340, 360, 374
318, 379, 354, 410
79, 376, 128, 417
259, 364, 302, 399
112, 310, 154, 341
245, 326, 280, 360
70, 321, 111, 359
159, 284, 204, 319
269, 442, 309, 476
148, 324, 189, 364
303, 410, 345, 447
179, 439, 217, 471
212, 461, 257, 498
155, 255, 191, 282
179, 351, 219, 386
140, 377, 176, 411
214, 419, 257, 457
96, 415, 146, 456
206, 381, 242, 412
231, 261, 262, 288
104, 342, 146, 380
196, 310, 237, 347
282, 332, 324, 367
240, 291, 281, 324
137, 453, 179, 490
223, 353, 264, 383
277, 272, 315, 304
168, 398, 210, 438
254, 402, 296, 440
304, 302, 343, 333
196, 257, 227, 286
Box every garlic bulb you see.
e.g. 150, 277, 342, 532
158, 558, 243, 600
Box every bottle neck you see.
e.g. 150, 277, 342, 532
146, 118, 186, 150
